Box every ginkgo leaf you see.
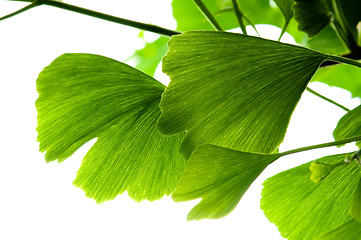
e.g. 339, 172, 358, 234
351, 177, 361, 222
157, 31, 327, 158
333, 105, 361, 147
274, 0, 294, 37
261, 153, 360, 240
293, 0, 332, 37
36, 53, 185, 202
172, 144, 279, 220
316, 219, 361, 240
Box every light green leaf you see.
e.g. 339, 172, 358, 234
333, 105, 361, 147
316, 219, 361, 240
351, 178, 361, 222
158, 31, 326, 158
172, 144, 278, 220
36, 53, 185, 202
261, 153, 360, 240
309, 161, 340, 183
127, 36, 169, 77
312, 63, 361, 98
293, 0, 332, 37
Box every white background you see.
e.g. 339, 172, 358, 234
0, 1, 360, 239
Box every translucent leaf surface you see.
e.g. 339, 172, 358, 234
36, 53, 185, 202
333, 105, 361, 147
309, 161, 339, 183
127, 36, 169, 76
351, 178, 361, 222
158, 31, 326, 158
316, 219, 361, 240
293, 0, 332, 37
261, 153, 360, 240
312, 63, 361, 98
172, 144, 278, 220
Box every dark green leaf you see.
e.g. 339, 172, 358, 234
127, 36, 169, 77
172, 144, 278, 220
316, 219, 361, 240
351, 177, 361, 222
274, 0, 293, 22
312, 63, 361, 98
333, 105, 361, 147
339, 0, 361, 39
261, 153, 359, 240
36, 53, 185, 202
158, 31, 326, 158
293, 0, 332, 37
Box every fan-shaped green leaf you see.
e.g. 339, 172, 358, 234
172, 144, 278, 220
273, 0, 294, 38
316, 219, 361, 240
293, 0, 332, 37
261, 153, 359, 240
351, 178, 361, 222
333, 105, 361, 147
158, 31, 327, 158
36, 53, 185, 202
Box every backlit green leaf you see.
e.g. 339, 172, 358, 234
316, 219, 361, 240
351, 178, 361, 222
158, 31, 327, 158
293, 0, 332, 37
172, 144, 278, 220
261, 153, 359, 240
273, 0, 294, 37
333, 105, 361, 147
36, 53, 185, 202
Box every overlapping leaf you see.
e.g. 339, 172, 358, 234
172, 144, 278, 220
316, 219, 361, 240
36, 53, 185, 202
333, 105, 361, 147
261, 153, 360, 240
158, 31, 327, 158
293, 0, 332, 37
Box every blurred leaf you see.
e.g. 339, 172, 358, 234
127, 36, 169, 76
274, 0, 294, 37
172, 144, 278, 220
312, 63, 361, 98
171, 0, 285, 32
158, 31, 327, 158
305, 25, 348, 55
338, 0, 361, 39
261, 153, 360, 240
316, 219, 361, 240
351, 178, 361, 222
293, 0, 332, 37
36, 53, 185, 202
333, 105, 361, 147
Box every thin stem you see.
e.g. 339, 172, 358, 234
327, 55, 361, 68
193, 0, 223, 31
231, 0, 246, 34
306, 87, 350, 112
279, 135, 361, 157
0, 1, 42, 22
6, 0, 180, 37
